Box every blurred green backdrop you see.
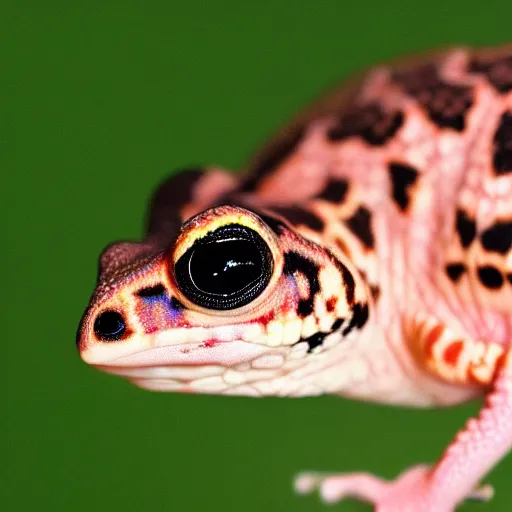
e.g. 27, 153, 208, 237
4, 1, 511, 511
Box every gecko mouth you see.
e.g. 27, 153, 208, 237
81, 338, 268, 368
111, 339, 266, 366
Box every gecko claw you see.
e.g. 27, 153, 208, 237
466, 483, 494, 502
294, 472, 323, 495
294, 470, 388, 504
294, 466, 494, 510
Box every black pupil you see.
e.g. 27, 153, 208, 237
189, 239, 261, 295
94, 310, 126, 341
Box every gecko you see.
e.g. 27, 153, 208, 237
76, 45, 512, 512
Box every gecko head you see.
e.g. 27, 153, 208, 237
77, 204, 368, 395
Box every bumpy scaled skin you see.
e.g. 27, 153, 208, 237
77, 45, 512, 511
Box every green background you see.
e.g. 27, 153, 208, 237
4, 1, 511, 511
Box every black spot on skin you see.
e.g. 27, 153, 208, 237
388, 162, 419, 211
492, 112, 512, 176
481, 220, 512, 254
283, 251, 321, 318
299, 317, 346, 353
147, 168, 205, 237
340, 262, 355, 305
477, 266, 504, 289
327, 103, 404, 146
445, 263, 466, 282
331, 318, 344, 331
272, 206, 324, 232
135, 285, 185, 310
242, 127, 305, 192
316, 179, 349, 204
345, 207, 374, 250
342, 302, 369, 336
302, 332, 327, 353
469, 55, 512, 94
135, 284, 166, 297
393, 64, 473, 132
326, 249, 355, 306
342, 315, 357, 337
456, 209, 477, 248
507, 273, 512, 285
170, 297, 185, 310
355, 303, 369, 328
370, 285, 381, 301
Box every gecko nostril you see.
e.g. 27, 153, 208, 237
94, 310, 126, 341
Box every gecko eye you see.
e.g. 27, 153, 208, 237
174, 224, 273, 310
94, 310, 126, 341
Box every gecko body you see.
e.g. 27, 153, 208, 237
77, 45, 512, 511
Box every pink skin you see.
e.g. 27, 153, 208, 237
78, 46, 512, 512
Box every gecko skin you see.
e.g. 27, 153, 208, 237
77, 45, 512, 512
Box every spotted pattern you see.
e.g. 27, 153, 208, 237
76, 48, 512, 512
388, 162, 419, 211
316, 179, 349, 203
369, 285, 381, 302
297, 300, 369, 353
481, 220, 512, 254
330, 253, 356, 306
477, 266, 504, 290
393, 64, 473, 131
469, 54, 512, 94
135, 284, 167, 297
493, 112, 512, 176
455, 209, 477, 248
301, 332, 328, 352
79, 45, 512, 408
445, 263, 466, 283
327, 103, 404, 146
345, 207, 374, 249
272, 206, 324, 231
342, 302, 369, 336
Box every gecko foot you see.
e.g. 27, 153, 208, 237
294, 465, 493, 512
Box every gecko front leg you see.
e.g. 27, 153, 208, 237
296, 321, 512, 511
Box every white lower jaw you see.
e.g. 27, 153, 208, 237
127, 375, 231, 394
92, 345, 289, 396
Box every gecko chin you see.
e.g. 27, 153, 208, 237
80, 332, 289, 395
